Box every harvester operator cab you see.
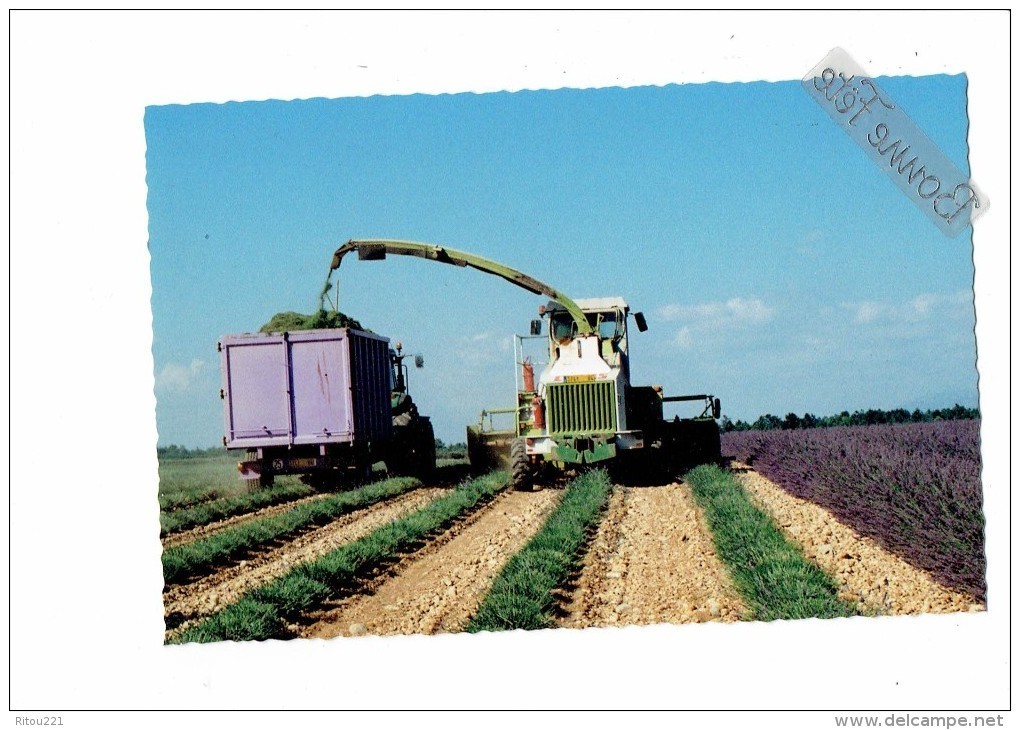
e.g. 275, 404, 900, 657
545, 300, 635, 378
549, 308, 625, 342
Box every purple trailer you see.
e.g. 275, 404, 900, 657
219, 328, 429, 488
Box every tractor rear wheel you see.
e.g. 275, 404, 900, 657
414, 420, 437, 479
509, 438, 532, 491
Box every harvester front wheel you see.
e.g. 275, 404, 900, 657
510, 438, 532, 491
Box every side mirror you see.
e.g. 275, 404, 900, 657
712, 398, 721, 420
414, 354, 425, 368
530, 319, 543, 336
634, 312, 648, 332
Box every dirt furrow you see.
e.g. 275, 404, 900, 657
563, 482, 745, 627
301, 489, 562, 639
734, 466, 983, 615
161, 491, 334, 549
163, 487, 447, 635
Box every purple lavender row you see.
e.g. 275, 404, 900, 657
722, 421, 985, 602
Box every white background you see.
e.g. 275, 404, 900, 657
8, 9, 1012, 724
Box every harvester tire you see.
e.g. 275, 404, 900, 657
510, 438, 532, 491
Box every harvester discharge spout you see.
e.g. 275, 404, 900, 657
326, 239, 593, 336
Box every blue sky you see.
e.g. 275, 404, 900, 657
146, 74, 977, 448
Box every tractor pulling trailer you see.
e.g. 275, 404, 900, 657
326, 239, 722, 489
219, 327, 435, 489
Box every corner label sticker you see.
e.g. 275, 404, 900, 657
803, 48, 987, 238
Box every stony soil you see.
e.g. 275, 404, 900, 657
734, 466, 983, 615
163, 487, 447, 640
300, 488, 562, 639
563, 482, 746, 628
164, 464, 984, 643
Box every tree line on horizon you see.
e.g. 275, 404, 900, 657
157, 406, 980, 458
720, 404, 980, 433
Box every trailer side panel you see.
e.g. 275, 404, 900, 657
221, 336, 292, 447
290, 334, 354, 445
220, 328, 392, 451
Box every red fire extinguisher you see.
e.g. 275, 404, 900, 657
522, 359, 535, 392
532, 395, 545, 430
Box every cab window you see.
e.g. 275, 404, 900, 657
586, 311, 619, 340
551, 312, 574, 344
597, 312, 619, 340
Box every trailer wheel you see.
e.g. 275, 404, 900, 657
355, 461, 373, 484
301, 472, 332, 491
243, 472, 273, 492
242, 450, 273, 492
510, 438, 532, 491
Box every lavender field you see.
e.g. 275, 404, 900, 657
722, 421, 985, 602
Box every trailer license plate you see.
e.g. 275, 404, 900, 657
288, 458, 318, 469
565, 375, 596, 383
